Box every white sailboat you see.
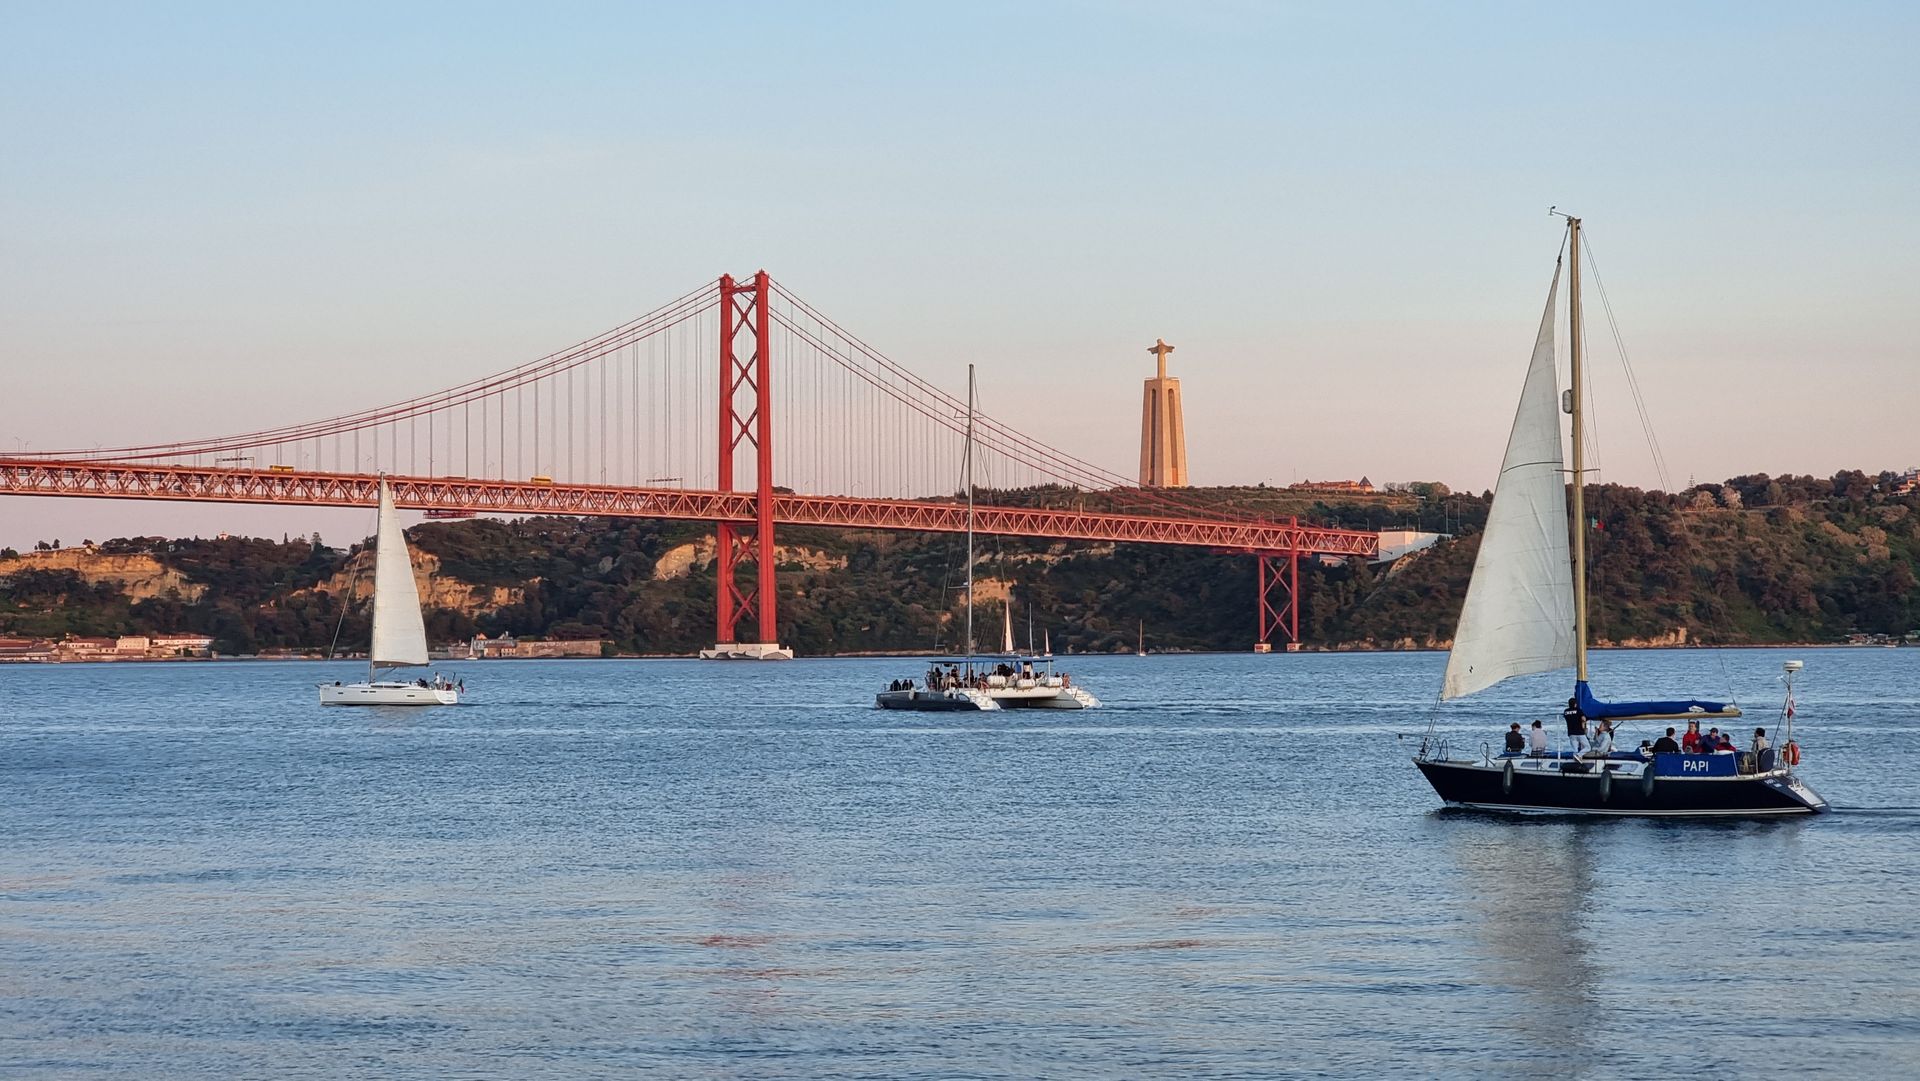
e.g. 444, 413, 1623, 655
1413, 216, 1823, 815
318, 479, 461, 706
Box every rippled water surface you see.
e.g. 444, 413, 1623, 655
4, 649, 1918, 1078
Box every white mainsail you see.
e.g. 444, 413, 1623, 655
1441, 264, 1576, 700
369, 479, 431, 668
1002, 604, 1015, 654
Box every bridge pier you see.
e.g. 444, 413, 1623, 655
704, 270, 791, 660
1254, 529, 1302, 653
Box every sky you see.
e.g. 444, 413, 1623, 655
2, 2, 1915, 547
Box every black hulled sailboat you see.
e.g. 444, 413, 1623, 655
1413, 216, 1826, 817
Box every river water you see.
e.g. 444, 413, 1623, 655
3, 648, 1916, 1079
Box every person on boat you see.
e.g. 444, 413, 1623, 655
1751, 728, 1771, 755
1591, 720, 1616, 756
1753, 727, 1775, 770
1504, 723, 1525, 753
1528, 719, 1548, 756
1703, 727, 1725, 752
1715, 731, 1738, 753
1563, 697, 1586, 752
1653, 727, 1681, 754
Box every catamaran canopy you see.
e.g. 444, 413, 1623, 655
1576, 680, 1739, 721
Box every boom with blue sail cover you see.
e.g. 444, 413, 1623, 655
1576, 681, 1739, 721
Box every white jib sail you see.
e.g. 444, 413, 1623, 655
369, 479, 431, 668
1441, 264, 1576, 700
1002, 604, 1015, 654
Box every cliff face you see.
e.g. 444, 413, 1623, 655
308, 550, 525, 617
0, 549, 206, 602
652, 538, 847, 580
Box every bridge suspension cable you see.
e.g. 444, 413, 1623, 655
18, 272, 1274, 530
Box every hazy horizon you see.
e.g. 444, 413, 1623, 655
4, 3, 1915, 548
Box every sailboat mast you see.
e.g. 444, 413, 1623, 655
370, 477, 384, 685
1567, 217, 1590, 682
964, 365, 976, 663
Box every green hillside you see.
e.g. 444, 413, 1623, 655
2, 470, 1915, 654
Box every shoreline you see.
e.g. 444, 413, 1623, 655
0, 641, 1899, 665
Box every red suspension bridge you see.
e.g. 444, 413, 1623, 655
0, 273, 1376, 651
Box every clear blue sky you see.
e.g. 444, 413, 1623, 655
2, 2, 1915, 546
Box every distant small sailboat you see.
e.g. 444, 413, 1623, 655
1136, 619, 1146, 657
319, 479, 461, 706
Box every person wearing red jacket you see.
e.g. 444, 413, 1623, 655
1681, 720, 1704, 753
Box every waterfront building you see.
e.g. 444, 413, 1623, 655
150, 634, 214, 657
469, 632, 606, 659
0, 637, 55, 662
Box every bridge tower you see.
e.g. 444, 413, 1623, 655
707, 271, 789, 660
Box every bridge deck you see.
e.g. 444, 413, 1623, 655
0, 459, 1378, 557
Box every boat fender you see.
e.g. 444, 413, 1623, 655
1598, 769, 1612, 803
1502, 759, 1515, 795
1641, 768, 1656, 799
1783, 742, 1801, 766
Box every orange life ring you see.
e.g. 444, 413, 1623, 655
1782, 742, 1801, 766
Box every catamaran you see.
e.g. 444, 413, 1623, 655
876, 369, 1099, 712
1413, 216, 1824, 816
879, 365, 998, 711
318, 479, 461, 706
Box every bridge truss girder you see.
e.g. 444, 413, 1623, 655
0, 459, 1379, 650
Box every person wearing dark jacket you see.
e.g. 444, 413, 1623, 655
1652, 727, 1681, 754
1504, 723, 1526, 753
1563, 698, 1587, 752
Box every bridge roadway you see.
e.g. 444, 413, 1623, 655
0, 458, 1379, 557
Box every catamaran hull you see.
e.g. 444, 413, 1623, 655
990, 686, 1101, 709
875, 689, 996, 712
319, 682, 459, 706
1415, 758, 1827, 817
